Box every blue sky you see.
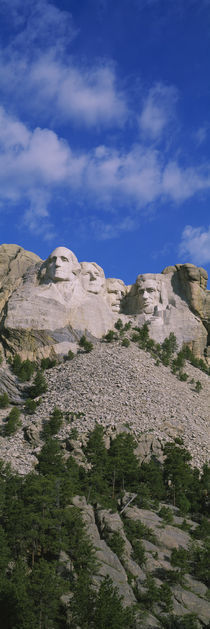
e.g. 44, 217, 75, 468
0, 0, 210, 285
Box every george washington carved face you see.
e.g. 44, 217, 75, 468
43, 247, 80, 283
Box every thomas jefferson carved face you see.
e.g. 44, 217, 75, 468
44, 247, 80, 282
80, 262, 105, 294
136, 276, 161, 314
106, 278, 127, 312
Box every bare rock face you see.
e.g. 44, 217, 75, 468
0, 244, 209, 361
124, 270, 208, 358
0, 243, 41, 312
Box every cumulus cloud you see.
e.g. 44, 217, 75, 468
138, 83, 178, 140
29, 58, 127, 127
179, 225, 210, 265
1, 106, 210, 238
162, 161, 210, 201
0, 0, 127, 129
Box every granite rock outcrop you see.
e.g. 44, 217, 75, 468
0, 244, 209, 362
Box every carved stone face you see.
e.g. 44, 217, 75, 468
106, 278, 127, 312
44, 247, 80, 282
80, 262, 105, 294
136, 276, 161, 314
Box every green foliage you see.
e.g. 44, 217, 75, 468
79, 335, 93, 352
190, 540, 210, 586
123, 321, 131, 331
159, 582, 173, 612
103, 329, 118, 342
0, 422, 209, 628
10, 354, 37, 382
182, 345, 210, 375
158, 506, 174, 523
4, 407, 21, 436
64, 349, 75, 361
114, 318, 123, 330
29, 370, 47, 398
108, 433, 140, 494
138, 574, 159, 607
139, 458, 165, 501
172, 351, 185, 373
24, 397, 41, 414
162, 333, 178, 356
0, 351, 2, 365
161, 613, 199, 628
42, 406, 63, 439
178, 371, 188, 381
36, 438, 65, 475
160, 333, 178, 366
171, 547, 189, 575
94, 576, 136, 628
40, 357, 57, 369
103, 529, 125, 561
163, 442, 193, 508
195, 380, 202, 393
123, 516, 155, 547
0, 393, 9, 408
121, 337, 130, 347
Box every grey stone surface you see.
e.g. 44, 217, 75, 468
71, 496, 135, 606
0, 244, 209, 360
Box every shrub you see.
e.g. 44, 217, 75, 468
64, 350, 75, 361
0, 393, 9, 408
103, 330, 117, 343
131, 539, 145, 566
158, 506, 174, 524
195, 380, 202, 393
10, 354, 37, 381
29, 370, 47, 398
105, 531, 125, 561
79, 335, 93, 352
4, 406, 21, 436
162, 333, 177, 357
178, 372, 188, 381
172, 351, 185, 372
159, 582, 173, 612
40, 357, 56, 370
24, 398, 39, 414
123, 321, 131, 331
114, 318, 123, 331
121, 337, 130, 347
42, 406, 63, 438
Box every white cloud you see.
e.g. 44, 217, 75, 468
29, 57, 127, 127
162, 161, 210, 201
179, 225, 210, 265
0, 51, 127, 129
1, 106, 210, 237
0, 0, 127, 130
139, 83, 178, 140
0, 0, 76, 54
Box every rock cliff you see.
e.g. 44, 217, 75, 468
0, 244, 209, 363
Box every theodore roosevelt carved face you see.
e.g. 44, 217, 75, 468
43, 247, 80, 283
